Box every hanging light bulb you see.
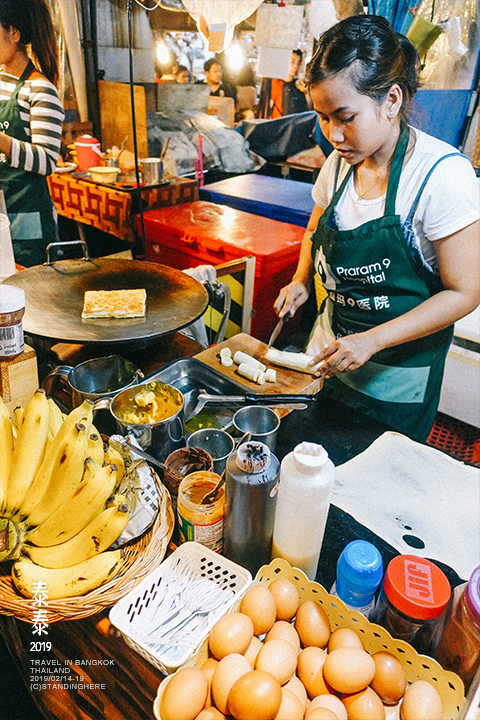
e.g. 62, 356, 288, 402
226, 42, 245, 73
156, 40, 172, 67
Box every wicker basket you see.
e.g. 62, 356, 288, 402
153, 558, 466, 720
0, 470, 174, 624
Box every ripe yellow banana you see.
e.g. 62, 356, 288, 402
12, 550, 124, 599
19, 400, 94, 521
0, 396, 14, 512
27, 460, 117, 547
47, 397, 64, 436
25, 420, 90, 528
103, 445, 125, 488
13, 405, 23, 429
25, 503, 129, 568
87, 427, 104, 466
4, 389, 51, 515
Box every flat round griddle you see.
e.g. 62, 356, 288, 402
1, 259, 209, 345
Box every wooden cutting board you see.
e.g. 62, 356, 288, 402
194, 333, 322, 396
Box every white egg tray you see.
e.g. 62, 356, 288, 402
153, 558, 466, 720
109, 542, 252, 675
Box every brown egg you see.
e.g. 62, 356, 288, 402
342, 687, 386, 720
160, 667, 208, 720
211, 653, 252, 715
255, 638, 298, 685
201, 657, 220, 671
268, 578, 300, 621
195, 708, 226, 720
370, 652, 407, 705
283, 674, 309, 711
323, 648, 375, 694
273, 688, 305, 720
200, 663, 216, 707
328, 627, 364, 652
240, 585, 277, 636
209, 613, 254, 659
306, 709, 339, 720
295, 600, 331, 648
244, 636, 264, 668
265, 620, 301, 654
228, 670, 283, 720
400, 680, 443, 720
306, 695, 348, 720
305, 695, 348, 720
297, 645, 330, 698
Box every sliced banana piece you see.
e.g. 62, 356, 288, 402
233, 351, 266, 372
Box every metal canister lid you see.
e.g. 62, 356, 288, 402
383, 555, 451, 620
0, 285, 25, 314
235, 442, 271, 473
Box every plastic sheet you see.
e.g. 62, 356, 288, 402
146, 111, 262, 176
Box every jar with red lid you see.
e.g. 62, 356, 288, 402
372, 554, 451, 655
0, 285, 25, 359
434, 565, 480, 691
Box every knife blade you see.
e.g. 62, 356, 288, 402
267, 315, 288, 349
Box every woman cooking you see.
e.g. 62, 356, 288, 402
0, 0, 64, 267
275, 15, 480, 442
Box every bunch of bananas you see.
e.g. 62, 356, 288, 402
0, 389, 129, 600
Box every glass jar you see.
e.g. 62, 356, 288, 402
373, 554, 451, 655
177, 471, 225, 553
434, 565, 480, 691
0, 285, 25, 359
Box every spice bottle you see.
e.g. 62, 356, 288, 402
330, 540, 383, 619
434, 565, 480, 691
0, 285, 25, 359
271, 442, 334, 580
373, 555, 451, 655
222, 441, 279, 576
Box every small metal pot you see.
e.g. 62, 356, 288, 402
139, 158, 163, 185
95, 380, 185, 462
43, 355, 143, 408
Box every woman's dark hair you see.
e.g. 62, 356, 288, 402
306, 15, 420, 122
0, 0, 59, 86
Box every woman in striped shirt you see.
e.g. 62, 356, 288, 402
0, 0, 64, 267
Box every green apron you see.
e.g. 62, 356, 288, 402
310, 124, 459, 441
0, 61, 58, 267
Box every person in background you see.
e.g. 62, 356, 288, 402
274, 15, 479, 442
175, 65, 190, 84
270, 49, 310, 118
200, 58, 237, 104
0, 0, 64, 267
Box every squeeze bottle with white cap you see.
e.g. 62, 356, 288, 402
271, 442, 335, 580
330, 540, 383, 619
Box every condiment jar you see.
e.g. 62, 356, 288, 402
434, 565, 480, 691
0, 285, 25, 359
177, 470, 225, 553
330, 540, 383, 619
373, 554, 451, 655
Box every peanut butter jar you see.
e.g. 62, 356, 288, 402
177, 471, 225, 553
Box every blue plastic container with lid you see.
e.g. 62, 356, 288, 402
330, 540, 383, 619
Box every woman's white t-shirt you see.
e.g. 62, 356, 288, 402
311, 127, 479, 275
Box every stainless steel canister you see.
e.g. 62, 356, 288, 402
139, 158, 163, 185
222, 441, 279, 576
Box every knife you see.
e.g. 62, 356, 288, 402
267, 315, 288, 349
